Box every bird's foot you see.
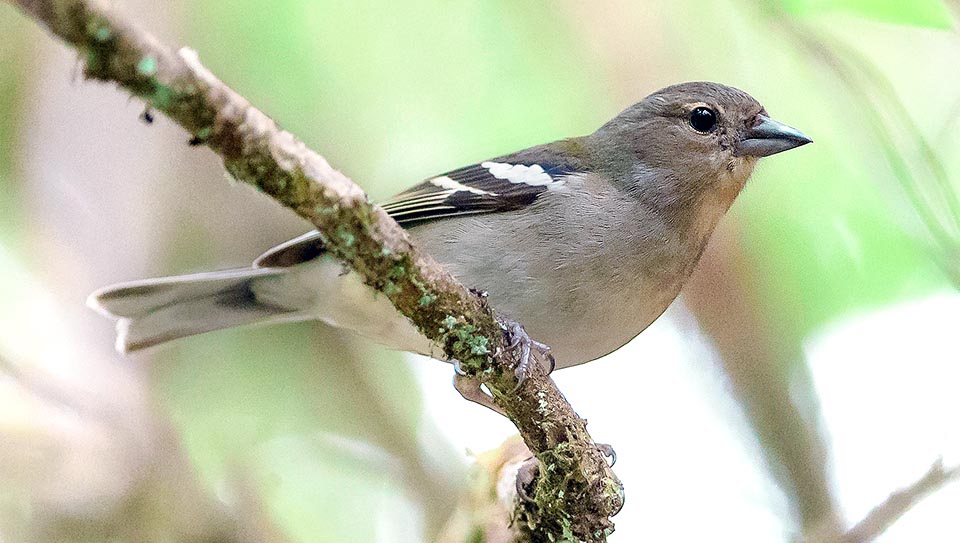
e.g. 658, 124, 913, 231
515, 456, 540, 504
496, 316, 555, 390
450, 317, 553, 416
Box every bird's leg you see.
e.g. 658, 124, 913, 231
450, 317, 553, 415
497, 316, 555, 389
452, 359, 506, 416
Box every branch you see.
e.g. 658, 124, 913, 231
840, 459, 960, 543
8, 0, 623, 540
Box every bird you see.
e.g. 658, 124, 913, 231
89, 81, 811, 412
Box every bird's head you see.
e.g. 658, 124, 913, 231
590, 81, 811, 222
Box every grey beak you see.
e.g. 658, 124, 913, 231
737, 115, 812, 157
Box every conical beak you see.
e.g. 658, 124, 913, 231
737, 115, 812, 157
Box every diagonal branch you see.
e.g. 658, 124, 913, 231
841, 459, 960, 543
7, 0, 623, 540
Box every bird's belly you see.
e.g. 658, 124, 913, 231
489, 274, 681, 369
260, 251, 683, 371
408, 199, 690, 370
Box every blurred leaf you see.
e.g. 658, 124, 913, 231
780, 0, 953, 29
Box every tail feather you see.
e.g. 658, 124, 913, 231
88, 268, 295, 353
88, 268, 282, 318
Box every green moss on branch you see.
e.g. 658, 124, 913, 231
10, 1, 624, 540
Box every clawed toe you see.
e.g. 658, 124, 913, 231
497, 317, 554, 390
596, 443, 617, 466
515, 456, 539, 503
532, 338, 556, 374
450, 318, 554, 414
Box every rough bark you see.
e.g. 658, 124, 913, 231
7, 0, 624, 540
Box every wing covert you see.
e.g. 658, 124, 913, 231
255, 139, 589, 267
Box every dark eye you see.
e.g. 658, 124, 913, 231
689, 106, 717, 133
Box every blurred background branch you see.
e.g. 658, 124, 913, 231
839, 459, 960, 543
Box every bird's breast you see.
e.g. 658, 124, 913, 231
410, 180, 693, 368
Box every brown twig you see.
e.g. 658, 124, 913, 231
7, 0, 623, 540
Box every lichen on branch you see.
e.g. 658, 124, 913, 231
10, 0, 623, 540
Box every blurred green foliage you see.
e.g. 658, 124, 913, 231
782, 0, 953, 28
674, 0, 955, 340
183, 1, 609, 199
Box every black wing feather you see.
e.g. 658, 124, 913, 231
380, 142, 583, 225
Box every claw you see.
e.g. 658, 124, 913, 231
596, 443, 617, 466
533, 338, 556, 374
497, 317, 554, 391
515, 457, 539, 504
450, 318, 553, 415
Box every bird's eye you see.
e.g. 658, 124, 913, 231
689, 106, 718, 133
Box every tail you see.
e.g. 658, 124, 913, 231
87, 267, 296, 353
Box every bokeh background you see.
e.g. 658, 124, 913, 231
1, 0, 958, 541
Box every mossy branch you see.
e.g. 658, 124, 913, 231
9, 0, 623, 540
